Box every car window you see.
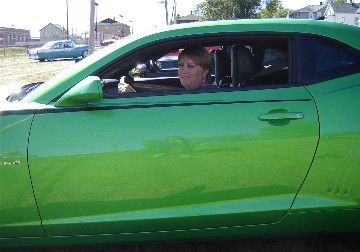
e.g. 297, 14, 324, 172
297, 35, 360, 84
99, 35, 291, 99
53, 43, 64, 49
64, 42, 73, 48
41, 41, 56, 49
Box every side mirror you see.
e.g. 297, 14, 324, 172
54, 76, 103, 107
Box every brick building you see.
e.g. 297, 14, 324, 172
0, 27, 31, 46
96, 18, 131, 41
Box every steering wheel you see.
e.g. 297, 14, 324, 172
149, 59, 162, 73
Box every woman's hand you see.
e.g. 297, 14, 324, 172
118, 83, 136, 93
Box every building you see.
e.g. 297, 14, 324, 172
289, 3, 327, 20
289, 1, 360, 27
40, 23, 67, 42
0, 27, 31, 46
96, 18, 131, 41
176, 12, 201, 24
325, 2, 360, 26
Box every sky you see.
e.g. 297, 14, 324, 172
0, 0, 324, 37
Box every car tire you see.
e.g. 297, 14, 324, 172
82, 51, 89, 58
47, 58, 55, 62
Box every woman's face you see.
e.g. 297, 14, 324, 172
178, 56, 209, 90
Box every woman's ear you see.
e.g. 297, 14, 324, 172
203, 69, 209, 79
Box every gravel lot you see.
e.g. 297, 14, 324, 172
1, 48, 360, 252
0, 54, 73, 88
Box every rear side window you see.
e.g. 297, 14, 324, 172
297, 35, 360, 84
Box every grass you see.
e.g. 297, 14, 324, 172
0, 47, 28, 58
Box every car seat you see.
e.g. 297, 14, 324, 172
231, 44, 259, 87
214, 49, 231, 86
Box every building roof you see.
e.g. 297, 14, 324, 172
328, 2, 360, 14
100, 18, 118, 24
177, 13, 201, 22
0, 27, 30, 33
40, 23, 65, 32
297, 4, 327, 13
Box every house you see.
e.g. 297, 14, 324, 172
324, 2, 360, 26
289, 2, 327, 20
289, 1, 360, 27
176, 12, 201, 24
96, 18, 131, 41
0, 27, 31, 46
40, 23, 67, 42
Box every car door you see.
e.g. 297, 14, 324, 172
0, 112, 44, 238
50, 42, 65, 59
27, 85, 318, 236
63, 42, 76, 58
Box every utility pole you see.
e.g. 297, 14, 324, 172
89, 0, 95, 54
66, 0, 69, 39
158, 0, 169, 25
164, 0, 168, 25
95, 2, 98, 42
171, 0, 177, 24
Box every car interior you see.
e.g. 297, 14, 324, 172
95, 35, 290, 98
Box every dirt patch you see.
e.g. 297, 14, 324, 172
0, 55, 74, 87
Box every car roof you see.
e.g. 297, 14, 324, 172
47, 40, 73, 44
157, 19, 360, 48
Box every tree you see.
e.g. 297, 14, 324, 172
259, 0, 289, 18
195, 0, 262, 21
233, 0, 262, 19
260, 0, 279, 18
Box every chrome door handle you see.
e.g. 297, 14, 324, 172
259, 112, 303, 121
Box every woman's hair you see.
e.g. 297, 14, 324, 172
178, 45, 213, 82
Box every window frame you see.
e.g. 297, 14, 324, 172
96, 32, 297, 99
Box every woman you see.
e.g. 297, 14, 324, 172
178, 45, 213, 90
119, 45, 213, 93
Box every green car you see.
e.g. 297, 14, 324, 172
1, 19, 360, 247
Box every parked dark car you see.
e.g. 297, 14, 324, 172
28, 40, 89, 62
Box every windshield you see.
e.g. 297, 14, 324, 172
6, 82, 45, 102
41, 41, 57, 49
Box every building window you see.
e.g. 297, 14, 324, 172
309, 12, 314, 19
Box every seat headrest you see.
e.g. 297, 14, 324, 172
214, 49, 231, 85
231, 45, 258, 87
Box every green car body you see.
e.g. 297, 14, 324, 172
1, 19, 359, 247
